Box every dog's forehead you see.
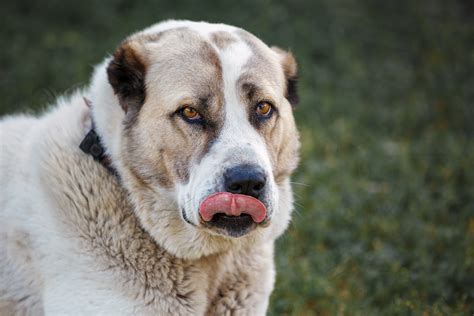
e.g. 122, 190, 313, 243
133, 21, 284, 101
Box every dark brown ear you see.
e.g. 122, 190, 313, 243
107, 41, 146, 113
272, 47, 299, 107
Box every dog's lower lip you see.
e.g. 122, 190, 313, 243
211, 213, 251, 221
207, 213, 255, 237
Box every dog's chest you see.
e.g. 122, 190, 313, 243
41, 157, 230, 314
39, 203, 231, 314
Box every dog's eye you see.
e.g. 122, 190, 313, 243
256, 101, 273, 119
180, 106, 202, 122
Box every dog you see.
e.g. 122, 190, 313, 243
0, 20, 300, 315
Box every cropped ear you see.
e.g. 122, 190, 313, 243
272, 46, 299, 107
107, 41, 146, 113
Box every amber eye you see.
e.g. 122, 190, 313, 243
256, 101, 273, 118
180, 106, 201, 121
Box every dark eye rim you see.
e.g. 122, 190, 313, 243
255, 100, 275, 120
177, 106, 205, 124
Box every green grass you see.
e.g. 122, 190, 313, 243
1, 0, 473, 314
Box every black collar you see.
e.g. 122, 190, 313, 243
79, 99, 117, 176
79, 128, 107, 162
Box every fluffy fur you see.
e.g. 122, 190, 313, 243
0, 20, 300, 315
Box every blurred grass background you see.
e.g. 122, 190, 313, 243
1, 0, 473, 315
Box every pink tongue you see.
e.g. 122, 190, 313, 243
199, 192, 267, 223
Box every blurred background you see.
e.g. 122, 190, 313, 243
1, 0, 473, 314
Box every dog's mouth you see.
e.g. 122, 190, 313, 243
199, 192, 267, 237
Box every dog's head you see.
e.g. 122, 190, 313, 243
90, 20, 300, 259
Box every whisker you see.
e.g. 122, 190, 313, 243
289, 181, 310, 187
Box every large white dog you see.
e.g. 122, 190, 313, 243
0, 20, 300, 315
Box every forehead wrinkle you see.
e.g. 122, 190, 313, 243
237, 75, 283, 113
238, 76, 276, 96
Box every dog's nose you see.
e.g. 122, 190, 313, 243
224, 165, 266, 199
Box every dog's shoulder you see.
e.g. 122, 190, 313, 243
0, 93, 94, 314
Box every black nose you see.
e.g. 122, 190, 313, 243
224, 164, 266, 199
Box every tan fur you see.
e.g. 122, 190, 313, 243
271, 46, 298, 79
211, 31, 238, 49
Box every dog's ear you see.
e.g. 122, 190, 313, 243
107, 41, 146, 113
272, 47, 299, 107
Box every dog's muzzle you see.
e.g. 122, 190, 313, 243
199, 165, 268, 237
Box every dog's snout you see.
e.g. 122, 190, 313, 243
224, 165, 266, 199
